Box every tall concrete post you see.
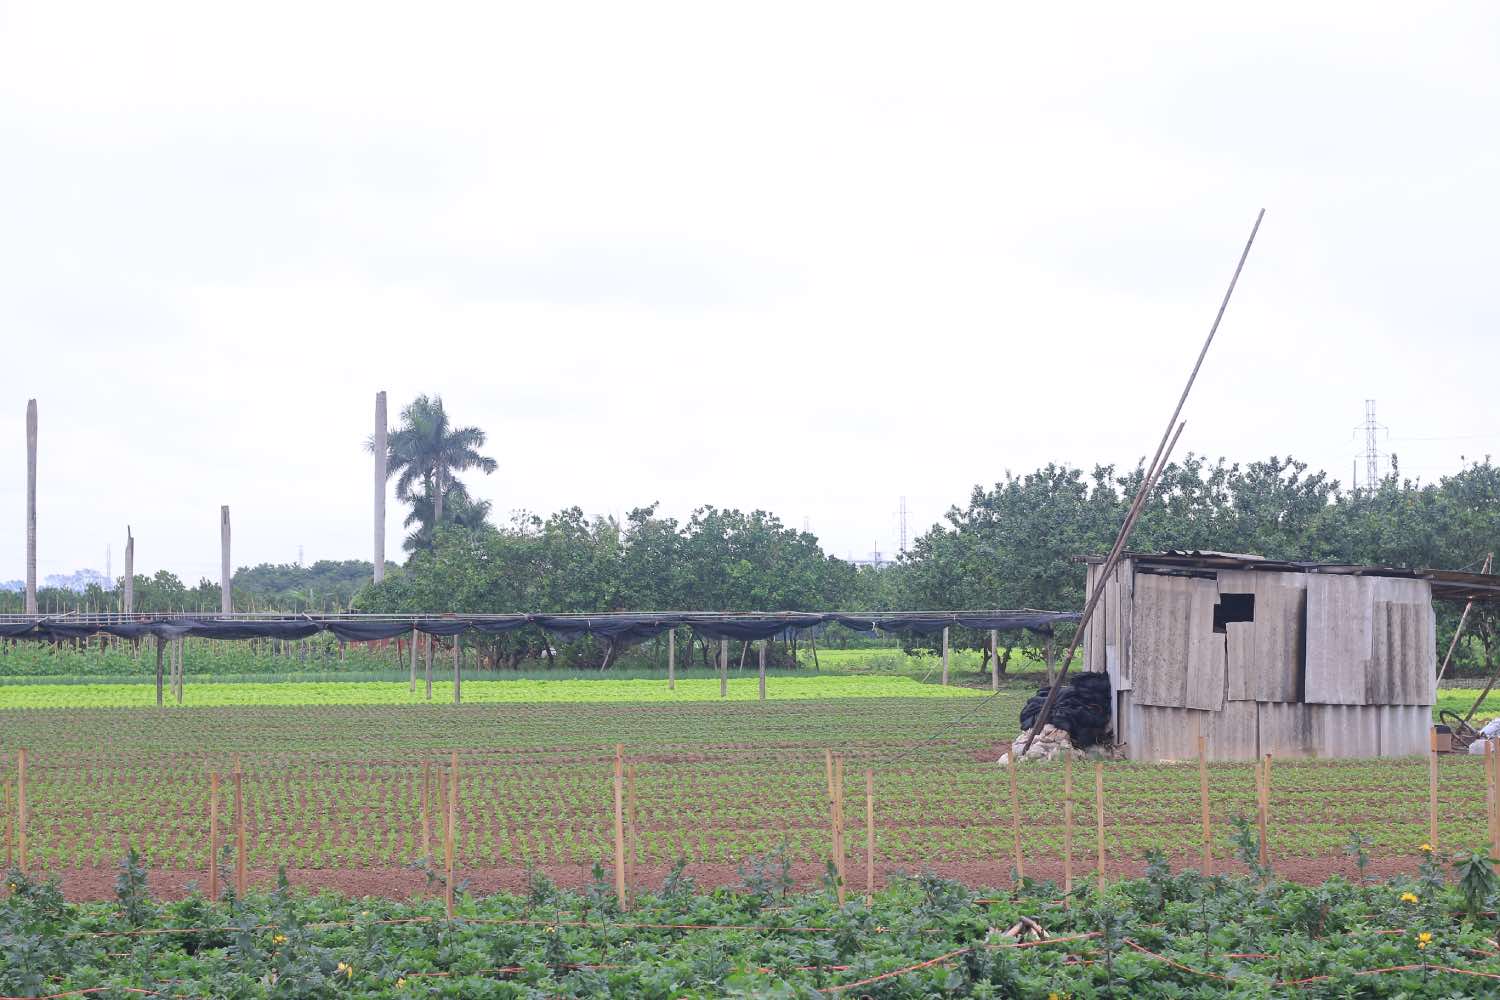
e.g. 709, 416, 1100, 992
123, 526, 134, 614
220, 505, 232, 616
373, 391, 387, 584
25, 399, 37, 615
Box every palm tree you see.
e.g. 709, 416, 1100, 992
402, 481, 494, 553
375, 394, 497, 537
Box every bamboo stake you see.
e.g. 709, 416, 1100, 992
445, 752, 457, 919
1256, 756, 1270, 869
1007, 749, 1023, 879
409, 628, 417, 693
1428, 728, 1439, 850
758, 639, 767, 702
421, 759, 432, 861
626, 763, 638, 895
453, 637, 461, 705
612, 771, 627, 908
1094, 762, 1105, 887
424, 634, 432, 700
17, 748, 27, 874
834, 755, 846, 906
940, 627, 949, 686
1486, 740, 1496, 863
864, 769, 875, 902
719, 639, 728, 698
3, 764, 10, 871
234, 766, 246, 897
1197, 734, 1212, 875
1062, 751, 1073, 896
667, 629, 675, 690
208, 772, 220, 900
155, 636, 164, 707
990, 629, 999, 691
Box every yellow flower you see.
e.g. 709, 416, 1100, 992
1419, 843, 1433, 853
272, 933, 287, 944
1400, 892, 1418, 904
1417, 931, 1433, 950
396, 978, 407, 989
336, 961, 353, 978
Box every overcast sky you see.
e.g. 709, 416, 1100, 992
2, 1, 1498, 584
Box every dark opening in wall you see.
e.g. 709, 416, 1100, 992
1213, 593, 1255, 633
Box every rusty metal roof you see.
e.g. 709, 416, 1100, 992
1076, 550, 1500, 604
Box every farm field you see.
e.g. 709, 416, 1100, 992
5, 678, 1500, 904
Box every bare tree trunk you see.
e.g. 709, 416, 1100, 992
373, 391, 387, 584
25, 399, 37, 615
433, 466, 444, 525
600, 637, 617, 672
219, 506, 232, 615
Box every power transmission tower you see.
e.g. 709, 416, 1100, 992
898, 497, 908, 554
1352, 399, 1389, 490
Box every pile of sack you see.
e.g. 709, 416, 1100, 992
1018, 672, 1112, 748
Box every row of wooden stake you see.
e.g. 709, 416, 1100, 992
5, 733, 1499, 902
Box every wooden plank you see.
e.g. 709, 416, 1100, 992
208, 772, 219, 900
864, 769, 875, 901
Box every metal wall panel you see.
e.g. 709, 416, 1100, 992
1366, 579, 1435, 706
1132, 574, 1225, 710
1305, 575, 1374, 704
1376, 705, 1431, 757
1122, 695, 1256, 761
1308, 704, 1382, 758
1219, 570, 1306, 703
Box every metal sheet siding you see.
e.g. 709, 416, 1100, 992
1305, 575, 1375, 705
1219, 570, 1306, 703
1377, 705, 1431, 757
1122, 696, 1256, 761
1132, 574, 1225, 710
1367, 579, 1435, 706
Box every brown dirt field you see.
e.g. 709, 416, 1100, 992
43, 853, 1430, 903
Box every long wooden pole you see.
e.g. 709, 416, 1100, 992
1094, 762, 1106, 887
155, 637, 165, 707
626, 763, 638, 895
1026, 210, 1262, 753
990, 629, 1000, 691
234, 766, 246, 897
445, 752, 457, 919
1062, 751, 1073, 896
3, 763, 11, 871
834, 755, 846, 906
612, 771, 628, 908
1428, 728, 1440, 849
1486, 740, 1496, 863
452, 637, 461, 705
16, 747, 27, 874
864, 769, 875, 902
208, 772, 220, 900
421, 758, 431, 860
1438, 553, 1492, 682
1197, 733, 1212, 875
1007, 749, 1023, 879
758, 639, 767, 701
667, 629, 675, 690
424, 634, 432, 700
940, 627, 949, 686
409, 628, 417, 693
1256, 755, 1270, 870
719, 639, 728, 698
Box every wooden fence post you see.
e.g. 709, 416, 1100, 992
864, 769, 875, 902
452, 637, 461, 705
233, 765, 247, 897
1256, 755, 1270, 869
1062, 751, 1073, 896
1197, 734, 1212, 876
833, 755, 846, 906
1428, 728, 1440, 849
208, 772, 220, 899
155, 637, 165, 707
424, 634, 433, 701
1488, 739, 1499, 865
3, 761, 10, 871
941, 627, 949, 686
421, 759, 432, 861
612, 768, 628, 908
719, 639, 728, 698
626, 763, 638, 894
758, 639, 767, 702
1007, 750, 1023, 879
1094, 762, 1106, 887
16, 747, 27, 874
409, 627, 417, 693
990, 629, 999, 692
445, 752, 457, 919
667, 629, 675, 690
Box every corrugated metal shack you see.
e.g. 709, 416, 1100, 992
1081, 551, 1500, 761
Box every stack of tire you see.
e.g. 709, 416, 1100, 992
1018, 672, 1112, 748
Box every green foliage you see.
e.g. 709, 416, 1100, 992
8, 866, 1500, 997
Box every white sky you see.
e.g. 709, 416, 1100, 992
2, 1, 1498, 582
